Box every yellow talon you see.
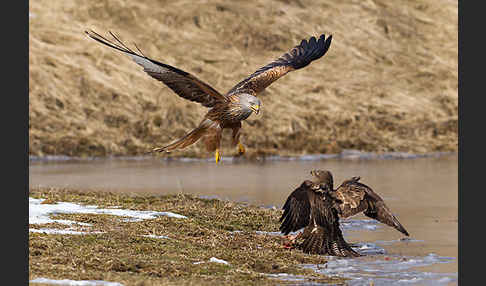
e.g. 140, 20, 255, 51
215, 149, 221, 164
237, 143, 245, 155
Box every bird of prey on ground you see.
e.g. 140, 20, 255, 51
279, 170, 409, 257
279, 179, 361, 257
310, 169, 409, 237
85, 30, 332, 163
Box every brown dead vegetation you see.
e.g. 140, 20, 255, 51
29, 187, 347, 285
29, 0, 457, 158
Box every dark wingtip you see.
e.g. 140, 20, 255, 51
397, 224, 409, 236
84, 29, 94, 37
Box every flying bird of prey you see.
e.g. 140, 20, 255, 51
279, 179, 361, 257
85, 30, 332, 163
310, 169, 409, 237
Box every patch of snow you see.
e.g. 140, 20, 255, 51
209, 257, 230, 265
29, 228, 104, 235
192, 257, 230, 265
29, 197, 187, 226
30, 278, 123, 286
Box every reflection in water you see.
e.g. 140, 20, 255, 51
29, 153, 458, 285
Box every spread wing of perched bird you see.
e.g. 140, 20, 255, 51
310, 170, 409, 236
85, 30, 332, 163
279, 180, 360, 257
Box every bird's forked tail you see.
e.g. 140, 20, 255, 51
150, 120, 212, 153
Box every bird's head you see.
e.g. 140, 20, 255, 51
302, 180, 320, 190
239, 94, 261, 115
310, 169, 334, 190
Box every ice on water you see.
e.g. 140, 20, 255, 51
301, 248, 456, 285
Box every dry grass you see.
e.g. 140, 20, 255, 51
29, 0, 457, 158
29, 187, 348, 285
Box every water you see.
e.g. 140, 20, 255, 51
29, 153, 458, 285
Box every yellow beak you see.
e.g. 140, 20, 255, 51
251, 104, 260, 114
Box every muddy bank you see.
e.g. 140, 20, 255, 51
29, 150, 456, 163
29, 0, 457, 158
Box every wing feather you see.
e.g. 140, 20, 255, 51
85, 30, 227, 108
364, 197, 410, 236
336, 180, 409, 236
227, 34, 332, 96
334, 181, 368, 218
279, 181, 315, 235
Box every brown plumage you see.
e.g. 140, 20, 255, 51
279, 180, 360, 257
85, 30, 332, 163
310, 170, 410, 237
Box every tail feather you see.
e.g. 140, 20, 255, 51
300, 224, 361, 257
333, 232, 361, 257
301, 228, 326, 255
152, 124, 208, 153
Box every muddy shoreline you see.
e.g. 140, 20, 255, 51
29, 150, 457, 163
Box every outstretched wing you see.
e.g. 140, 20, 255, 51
333, 180, 369, 218
85, 30, 227, 108
226, 34, 332, 96
279, 181, 316, 235
335, 180, 409, 236
362, 191, 410, 236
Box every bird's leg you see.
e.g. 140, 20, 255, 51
237, 142, 246, 155
231, 125, 244, 156
215, 149, 221, 164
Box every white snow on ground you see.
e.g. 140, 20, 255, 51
30, 278, 123, 286
29, 228, 105, 235
29, 197, 187, 235
209, 257, 230, 265
29, 197, 187, 225
193, 257, 230, 265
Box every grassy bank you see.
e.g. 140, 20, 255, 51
29, 0, 457, 158
29, 187, 347, 285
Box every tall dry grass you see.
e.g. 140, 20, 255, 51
29, 0, 457, 158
